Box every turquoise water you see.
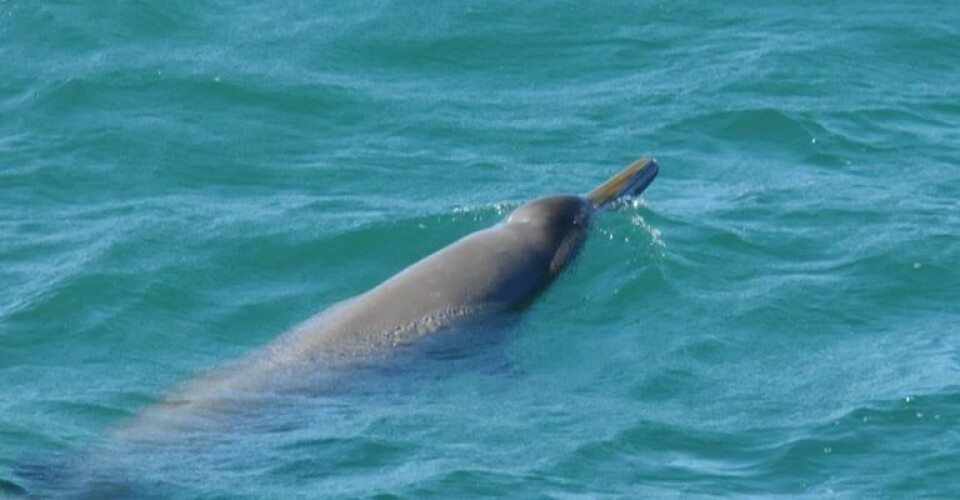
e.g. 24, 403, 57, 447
2, 1, 959, 497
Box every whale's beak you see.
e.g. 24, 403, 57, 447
586, 158, 659, 209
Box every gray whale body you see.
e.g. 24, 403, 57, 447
119, 158, 661, 437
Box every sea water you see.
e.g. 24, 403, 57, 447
2, 1, 959, 497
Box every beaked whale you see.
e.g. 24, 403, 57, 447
8, 159, 660, 497
118, 158, 661, 438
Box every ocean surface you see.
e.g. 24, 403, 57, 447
2, 1, 959, 497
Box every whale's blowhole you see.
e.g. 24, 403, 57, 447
506, 195, 593, 276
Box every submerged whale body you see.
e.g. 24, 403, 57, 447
11, 159, 660, 497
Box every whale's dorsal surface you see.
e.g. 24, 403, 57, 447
117, 159, 660, 438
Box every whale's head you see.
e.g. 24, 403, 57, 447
498, 159, 659, 283
506, 195, 594, 276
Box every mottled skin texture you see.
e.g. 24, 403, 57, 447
298, 194, 593, 354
